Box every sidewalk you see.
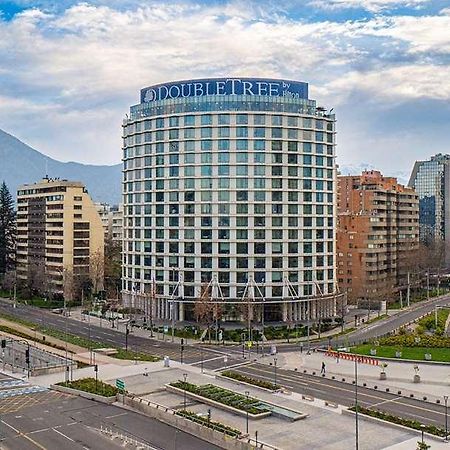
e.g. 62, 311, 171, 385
274, 351, 450, 400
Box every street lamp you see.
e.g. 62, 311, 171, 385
245, 391, 250, 434
273, 357, 278, 386
183, 373, 188, 410
420, 424, 426, 444
444, 395, 448, 441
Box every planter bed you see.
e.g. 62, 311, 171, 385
220, 371, 280, 391
167, 382, 271, 419
348, 406, 446, 438
175, 410, 242, 437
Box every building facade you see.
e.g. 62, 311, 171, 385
337, 170, 419, 304
122, 77, 338, 323
408, 154, 450, 247
16, 178, 105, 299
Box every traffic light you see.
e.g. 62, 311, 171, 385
25, 348, 30, 365
1, 339, 6, 348
94, 364, 98, 373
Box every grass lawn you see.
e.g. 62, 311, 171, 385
350, 344, 450, 362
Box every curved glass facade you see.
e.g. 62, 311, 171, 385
122, 78, 337, 323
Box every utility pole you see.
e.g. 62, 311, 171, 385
406, 272, 411, 307
427, 270, 430, 300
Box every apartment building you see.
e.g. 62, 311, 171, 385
337, 170, 419, 305
16, 177, 104, 299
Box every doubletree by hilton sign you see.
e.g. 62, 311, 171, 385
140, 78, 309, 103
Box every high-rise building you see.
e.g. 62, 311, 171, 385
408, 154, 450, 247
122, 77, 338, 323
16, 177, 105, 299
337, 170, 419, 304
95, 202, 123, 244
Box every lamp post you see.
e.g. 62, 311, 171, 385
420, 424, 426, 444
183, 373, 188, 410
444, 395, 448, 442
274, 357, 278, 386
245, 391, 250, 434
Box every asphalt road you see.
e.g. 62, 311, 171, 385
0, 374, 221, 450
270, 294, 450, 354
0, 299, 241, 370
235, 362, 449, 430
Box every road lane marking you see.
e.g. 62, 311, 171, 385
104, 412, 128, 419
53, 427, 75, 442
240, 364, 448, 419
370, 396, 404, 408
1, 419, 48, 449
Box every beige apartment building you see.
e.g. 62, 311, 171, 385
16, 177, 104, 300
337, 170, 419, 305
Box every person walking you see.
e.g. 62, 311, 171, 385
321, 361, 326, 375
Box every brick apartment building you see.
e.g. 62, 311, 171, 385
337, 170, 419, 306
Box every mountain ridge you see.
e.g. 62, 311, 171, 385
0, 129, 121, 204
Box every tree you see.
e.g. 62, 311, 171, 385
104, 235, 121, 299
0, 181, 15, 276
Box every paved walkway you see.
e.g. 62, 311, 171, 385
275, 351, 450, 401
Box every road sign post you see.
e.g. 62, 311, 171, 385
116, 379, 125, 404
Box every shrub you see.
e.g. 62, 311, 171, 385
221, 371, 280, 390
57, 377, 118, 397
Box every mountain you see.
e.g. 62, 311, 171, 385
0, 129, 122, 204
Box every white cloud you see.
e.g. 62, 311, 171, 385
309, 0, 430, 13
0, 1, 448, 166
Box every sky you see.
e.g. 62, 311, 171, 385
0, 0, 449, 178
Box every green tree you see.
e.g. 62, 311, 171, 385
0, 181, 16, 275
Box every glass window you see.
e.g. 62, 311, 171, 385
254, 114, 265, 125
272, 115, 282, 126
201, 128, 212, 138
201, 114, 212, 125
254, 153, 265, 163
272, 128, 282, 138
236, 114, 248, 124
219, 127, 230, 137
236, 166, 248, 176
236, 140, 248, 151
254, 140, 265, 151
201, 140, 212, 151
218, 114, 230, 124
218, 152, 230, 163
169, 116, 179, 127
218, 140, 230, 151
218, 165, 229, 175
184, 153, 195, 163
184, 115, 195, 126
236, 127, 248, 137
236, 152, 248, 163
254, 127, 265, 138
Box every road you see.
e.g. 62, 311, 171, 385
2, 294, 450, 368
0, 299, 239, 371
0, 373, 221, 450
234, 362, 449, 431
270, 294, 450, 354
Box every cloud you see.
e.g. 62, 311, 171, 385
0, 0, 448, 168
309, 0, 430, 13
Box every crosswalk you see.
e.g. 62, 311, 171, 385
0, 379, 28, 390
0, 385, 48, 400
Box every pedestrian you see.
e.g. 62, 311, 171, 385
321, 361, 326, 375
300, 343, 303, 354
336, 352, 340, 364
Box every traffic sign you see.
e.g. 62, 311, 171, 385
116, 379, 125, 390
163, 325, 169, 334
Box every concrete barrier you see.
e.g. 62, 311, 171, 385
120, 395, 254, 450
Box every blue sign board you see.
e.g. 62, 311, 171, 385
140, 78, 308, 103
